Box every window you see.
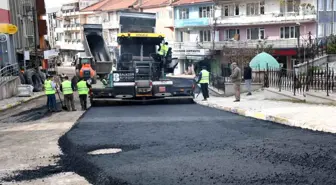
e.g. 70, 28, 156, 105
318, 24, 324, 37
326, 23, 332, 35
247, 3, 258, 15
280, 26, 299, 39
179, 8, 189, 19
319, 0, 324, 11
169, 10, 173, 19
199, 30, 211, 42
247, 28, 265, 40
222, 4, 238, 17
260, 1, 265, 14
327, 0, 332, 10
224, 29, 240, 40
199, 6, 213, 18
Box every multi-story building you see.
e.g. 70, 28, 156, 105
55, 0, 99, 62
317, 0, 335, 38
6, 0, 47, 68
139, 0, 176, 43
214, 0, 317, 69
81, 0, 138, 49
173, 0, 318, 72
172, 0, 213, 74
46, 7, 61, 49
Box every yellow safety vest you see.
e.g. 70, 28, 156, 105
44, 80, 55, 95
77, 80, 89, 95
199, 69, 210, 84
158, 44, 168, 56
61, 80, 73, 95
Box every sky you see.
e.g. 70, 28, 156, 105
44, 0, 70, 8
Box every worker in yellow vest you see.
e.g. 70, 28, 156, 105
196, 66, 210, 101
60, 75, 76, 111
44, 74, 58, 112
77, 78, 91, 110
158, 42, 169, 57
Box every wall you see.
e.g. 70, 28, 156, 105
143, 6, 175, 42
0, 0, 10, 23
174, 3, 213, 28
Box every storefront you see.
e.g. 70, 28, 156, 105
172, 48, 211, 75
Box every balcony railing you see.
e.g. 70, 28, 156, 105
173, 39, 306, 49
214, 11, 316, 26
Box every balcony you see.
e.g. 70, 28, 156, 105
63, 24, 80, 31
173, 39, 305, 50
214, 12, 316, 26
56, 40, 84, 51
55, 27, 64, 33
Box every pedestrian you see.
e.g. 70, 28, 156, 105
244, 65, 252, 95
230, 62, 241, 102
60, 75, 76, 111
77, 77, 91, 110
44, 74, 58, 112
196, 66, 210, 101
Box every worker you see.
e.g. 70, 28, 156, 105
60, 75, 76, 111
77, 77, 91, 110
44, 74, 58, 112
196, 66, 210, 101
158, 42, 169, 57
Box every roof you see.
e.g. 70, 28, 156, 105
81, 0, 109, 12
81, 0, 138, 12
172, 0, 212, 6
137, 0, 171, 9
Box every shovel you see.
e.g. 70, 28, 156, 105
56, 88, 67, 110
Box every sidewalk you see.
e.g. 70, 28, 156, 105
0, 92, 45, 112
195, 89, 336, 134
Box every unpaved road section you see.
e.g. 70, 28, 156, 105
60, 103, 336, 185
0, 96, 90, 185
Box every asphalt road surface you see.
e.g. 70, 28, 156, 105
59, 103, 336, 185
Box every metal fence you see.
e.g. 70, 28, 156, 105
0, 63, 19, 85
266, 63, 336, 96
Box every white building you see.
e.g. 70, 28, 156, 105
54, 0, 99, 62
46, 7, 61, 49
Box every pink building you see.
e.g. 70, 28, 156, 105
0, 0, 10, 23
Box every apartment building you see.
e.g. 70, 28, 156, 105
172, 0, 213, 74
6, 0, 47, 68
215, 0, 317, 69
54, 0, 99, 62
46, 7, 61, 49
317, 0, 336, 37
139, 0, 176, 43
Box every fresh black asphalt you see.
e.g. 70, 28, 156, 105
59, 103, 336, 185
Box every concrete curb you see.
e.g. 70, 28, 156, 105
195, 100, 335, 134
0, 94, 46, 112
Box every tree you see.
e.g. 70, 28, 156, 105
222, 41, 274, 67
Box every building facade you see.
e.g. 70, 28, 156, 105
173, 0, 318, 73
172, 0, 213, 75
46, 7, 61, 49
317, 0, 336, 38
54, 0, 99, 63
140, 0, 176, 43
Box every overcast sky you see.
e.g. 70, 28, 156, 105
44, 0, 69, 8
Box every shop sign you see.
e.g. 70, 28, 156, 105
173, 49, 209, 56
0, 24, 18, 34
